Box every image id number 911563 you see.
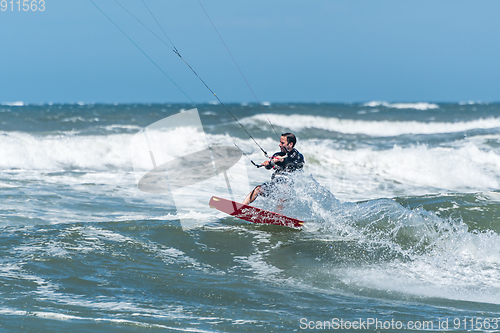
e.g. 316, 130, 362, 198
1, 0, 45, 11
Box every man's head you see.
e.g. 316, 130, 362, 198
279, 133, 296, 153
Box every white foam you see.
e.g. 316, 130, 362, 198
363, 101, 439, 110
0, 132, 134, 171
363, 143, 500, 190
234, 253, 283, 277
242, 114, 500, 136
335, 226, 500, 304
459, 100, 485, 105
299, 140, 500, 201
211, 133, 500, 200
0, 308, 213, 331
2, 131, 500, 202
288, 179, 500, 304
1, 101, 24, 106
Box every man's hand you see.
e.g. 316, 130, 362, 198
261, 156, 284, 167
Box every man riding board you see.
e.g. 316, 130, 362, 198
243, 132, 305, 205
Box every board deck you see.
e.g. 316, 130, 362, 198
209, 196, 304, 228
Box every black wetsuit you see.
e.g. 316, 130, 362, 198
258, 148, 304, 196
265, 147, 305, 180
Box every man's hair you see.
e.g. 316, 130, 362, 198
281, 133, 297, 147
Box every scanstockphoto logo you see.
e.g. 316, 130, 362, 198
130, 108, 250, 229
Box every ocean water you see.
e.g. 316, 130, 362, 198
1, 102, 500, 332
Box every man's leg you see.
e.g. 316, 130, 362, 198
276, 183, 290, 211
242, 185, 262, 205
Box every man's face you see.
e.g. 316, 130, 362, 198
279, 136, 293, 153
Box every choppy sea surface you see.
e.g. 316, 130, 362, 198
1, 102, 500, 332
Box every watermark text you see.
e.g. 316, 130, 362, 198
300, 317, 500, 330
1, 0, 45, 12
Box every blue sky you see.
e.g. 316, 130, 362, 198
1, 0, 499, 104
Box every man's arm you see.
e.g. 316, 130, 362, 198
263, 153, 284, 169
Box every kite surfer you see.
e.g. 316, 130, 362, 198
242, 132, 304, 205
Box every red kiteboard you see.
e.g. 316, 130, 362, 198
209, 196, 303, 228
